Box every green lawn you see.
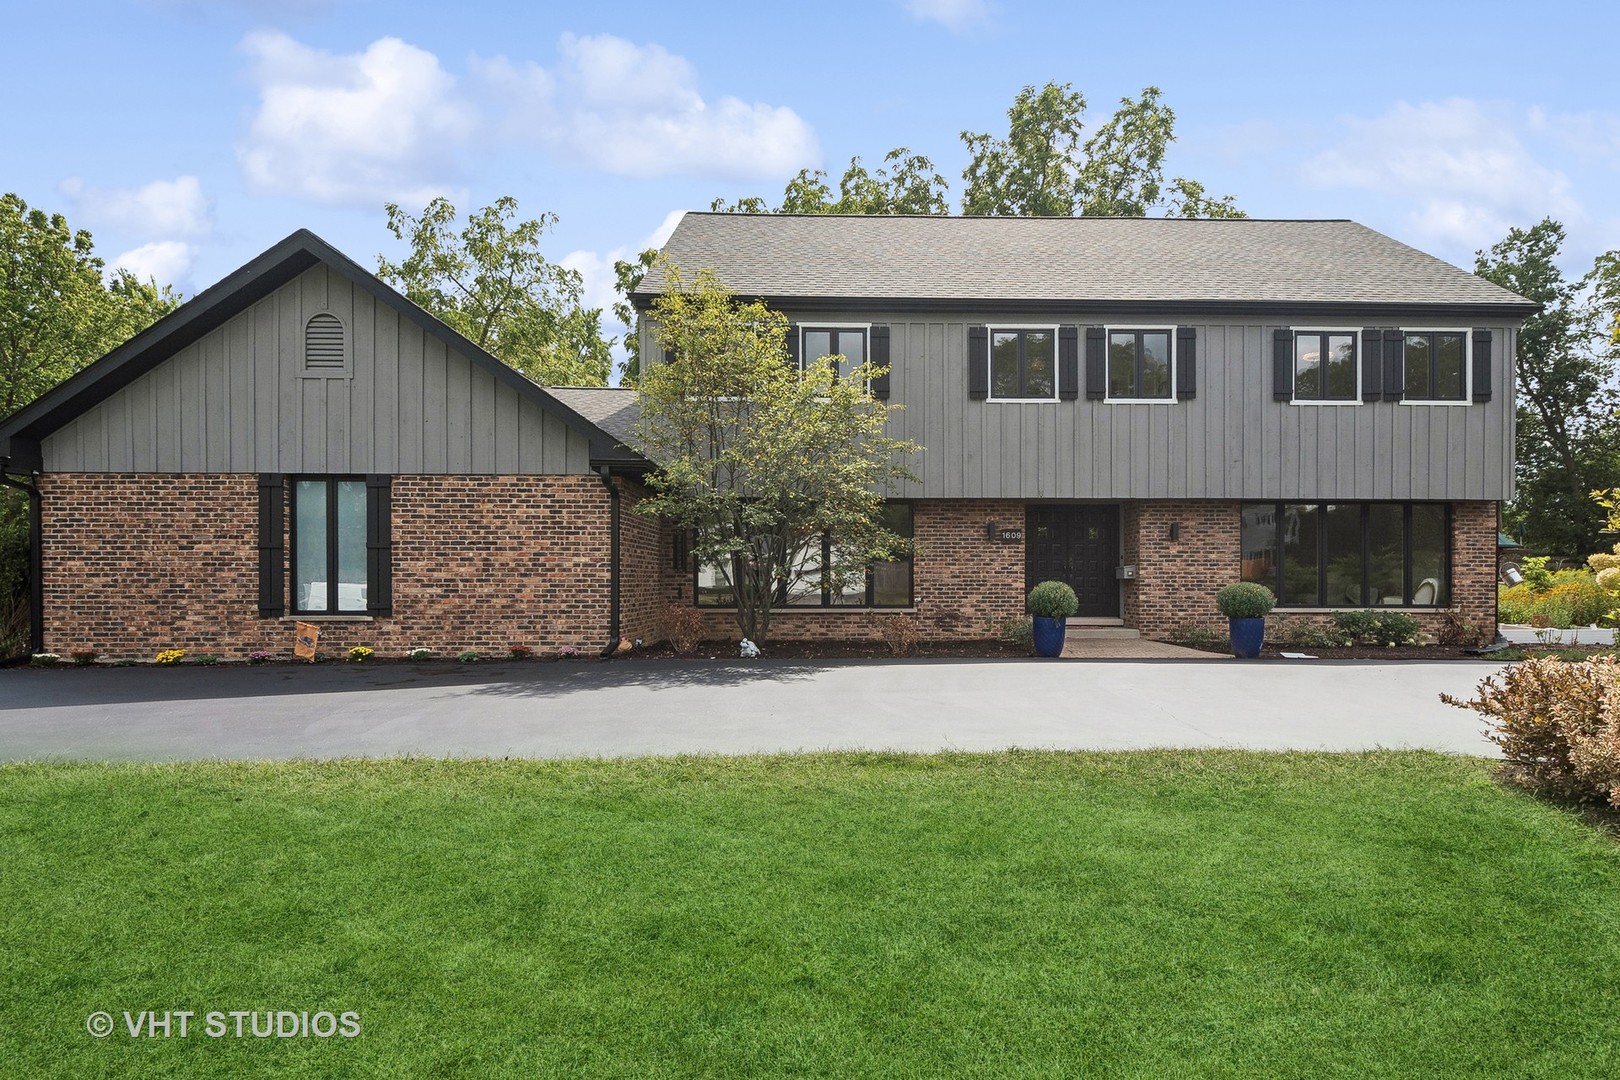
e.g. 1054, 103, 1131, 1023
3, 752, 1619, 1078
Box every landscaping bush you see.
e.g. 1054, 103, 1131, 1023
1216, 582, 1275, 619
69, 649, 98, 666
1499, 571, 1611, 627
29, 653, 59, 667
1331, 610, 1420, 646
1436, 610, 1492, 648
348, 646, 374, 663
1165, 625, 1231, 652
997, 617, 1034, 654
661, 603, 705, 655
154, 649, 185, 666
870, 613, 921, 657
1443, 656, 1620, 802
1027, 580, 1079, 619
1270, 619, 1352, 649
508, 644, 534, 661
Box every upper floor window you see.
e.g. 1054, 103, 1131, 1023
1403, 330, 1467, 402
304, 312, 347, 374
1107, 329, 1173, 400
1293, 331, 1357, 402
800, 327, 866, 380
990, 328, 1056, 401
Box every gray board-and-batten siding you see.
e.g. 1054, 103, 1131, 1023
40, 264, 594, 475
646, 311, 1516, 503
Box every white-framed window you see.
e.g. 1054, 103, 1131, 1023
988, 325, 1058, 402
797, 324, 871, 382
1291, 328, 1361, 405
1105, 326, 1176, 402
1400, 327, 1470, 404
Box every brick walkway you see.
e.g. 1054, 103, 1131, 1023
1060, 637, 1228, 659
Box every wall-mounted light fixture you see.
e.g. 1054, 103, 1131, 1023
986, 521, 999, 542
1167, 522, 1181, 542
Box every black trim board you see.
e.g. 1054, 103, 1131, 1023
0, 229, 647, 469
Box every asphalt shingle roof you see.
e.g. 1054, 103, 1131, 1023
635, 213, 1534, 310
547, 386, 641, 455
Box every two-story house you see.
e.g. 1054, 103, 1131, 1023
626, 213, 1536, 643
0, 215, 1534, 659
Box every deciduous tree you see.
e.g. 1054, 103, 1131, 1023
378, 196, 613, 386
634, 266, 918, 645
1475, 219, 1620, 556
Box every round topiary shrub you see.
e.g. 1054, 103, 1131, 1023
1216, 582, 1276, 619
1027, 580, 1080, 619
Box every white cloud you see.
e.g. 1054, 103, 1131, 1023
903, 0, 989, 31
1305, 99, 1582, 253
476, 34, 817, 180
236, 31, 477, 206
60, 175, 212, 239
111, 240, 196, 285
561, 210, 685, 318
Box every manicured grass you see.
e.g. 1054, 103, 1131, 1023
3, 752, 1619, 1077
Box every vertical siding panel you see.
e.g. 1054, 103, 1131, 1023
278, 287, 302, 474
228, 313, 251, 471
302, 378, 326, 473
566, 427, 591, 474
494, 384, 519, 473
421, 332, 447, 472
177, 345, 204, 470
106, 392, 130, 471
155, 359, 181, 471
130, 375, 156, 471
203, 332, 226, 468
541, 410, 567, 473
1199, 325, 1220, 496
1057, 379, 1077, 498
1392, 401, 1412, 501
326, 377, 349, 473
444, 351, 473, 472
1226, 326, 1248, 497
347, 282, 372, 473
931, 322, 950, 497
518, 398, 544, 473
1259, 326, 1281, 498
373, 301, 401, 474
470, 364, 496, 473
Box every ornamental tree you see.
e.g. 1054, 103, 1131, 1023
633, 266, 919, 645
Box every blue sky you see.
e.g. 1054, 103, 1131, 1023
7, 0, 1617, 356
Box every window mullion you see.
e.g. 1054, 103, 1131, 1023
1403, 504, 1414, 604
326, 480, 339, 615
1316, 505, 1328, 607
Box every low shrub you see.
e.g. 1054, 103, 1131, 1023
458, 650, 482, 663
508, 644, 534, 660
1027, 581, 1079, 619
405, 647, 435, 660
1519, 555, 1553, 592
1436, 610, 1492, 648
997, 617, 1034, 654
1500, 571, 1612, 628
154, 649, 185, 666
661, 603, 706, 655
1331, 610, 1420, 646
348, 646, 374, 663
1270, 620, 1352, 649
1216, 582, 1275, 619
29, 653, 60, 667
247, 650, 273, 665
194, 654, 221, 666
69, 649, 98, 666
870, 613, 922, 657
557, 645, 581, 659
1443, 656, 1620, 802
1165, 625, 1230, 652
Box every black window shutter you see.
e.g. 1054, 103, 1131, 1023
785, 324, 800, 369
1085, 326, 1106, 399
672, 529, 690, 573
869, 324, 891, 399
1361, 328, 1383, 401
257, 474, 284, 616
1382, 329, 1405, 402
1471, 328, 1493, 402
1058, 325, 1079, 400
1176, 326, 1197, 400
967, 326, 989, 399
365, 474, 393, 616
1272, 328, 1293, 401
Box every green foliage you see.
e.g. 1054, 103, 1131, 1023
996, 616, 1034, 653
458, 650, 482, 663
1026, 580, 1079, 618
960, 84, 1244, 218
633, 265, 918, 646
1329, 610, 1421, 646
378, 196, 612, 387
1164, 624, 1231, 652
712, 148, 951, 217
1519, 555, 1554, 592
611, 247, 658, 385
1269, 619, 1353, 649
1444, 656, 1620, 802
1216, 582, 1275, 619
1476, 220, 1620, 557
1498, 570, 1614, 628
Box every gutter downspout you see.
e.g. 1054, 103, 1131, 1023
0, 461, 43, 657
598, 466, 621, 654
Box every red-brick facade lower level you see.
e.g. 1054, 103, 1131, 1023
34, 474, 1498, 657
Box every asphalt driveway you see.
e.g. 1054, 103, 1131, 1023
0, 656, 1505, 761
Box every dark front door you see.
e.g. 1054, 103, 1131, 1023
1026, 505, 1120, 618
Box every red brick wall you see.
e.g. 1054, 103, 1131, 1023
616, 477, 667, 647
654, 499, 1027, 644
38, 473, 617, 660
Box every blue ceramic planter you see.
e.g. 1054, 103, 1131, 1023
1229, 617, 1265, 659
1032, 615, 1067, 657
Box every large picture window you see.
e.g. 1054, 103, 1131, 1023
1404, 330, 1467, 401
1241, 502, 1449, 607
1107, 329, 1173, 400
695, 503, 913, 608
989, 328, 1056, 400
1293, 331, 1357, 402
292, 477, 370, 614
